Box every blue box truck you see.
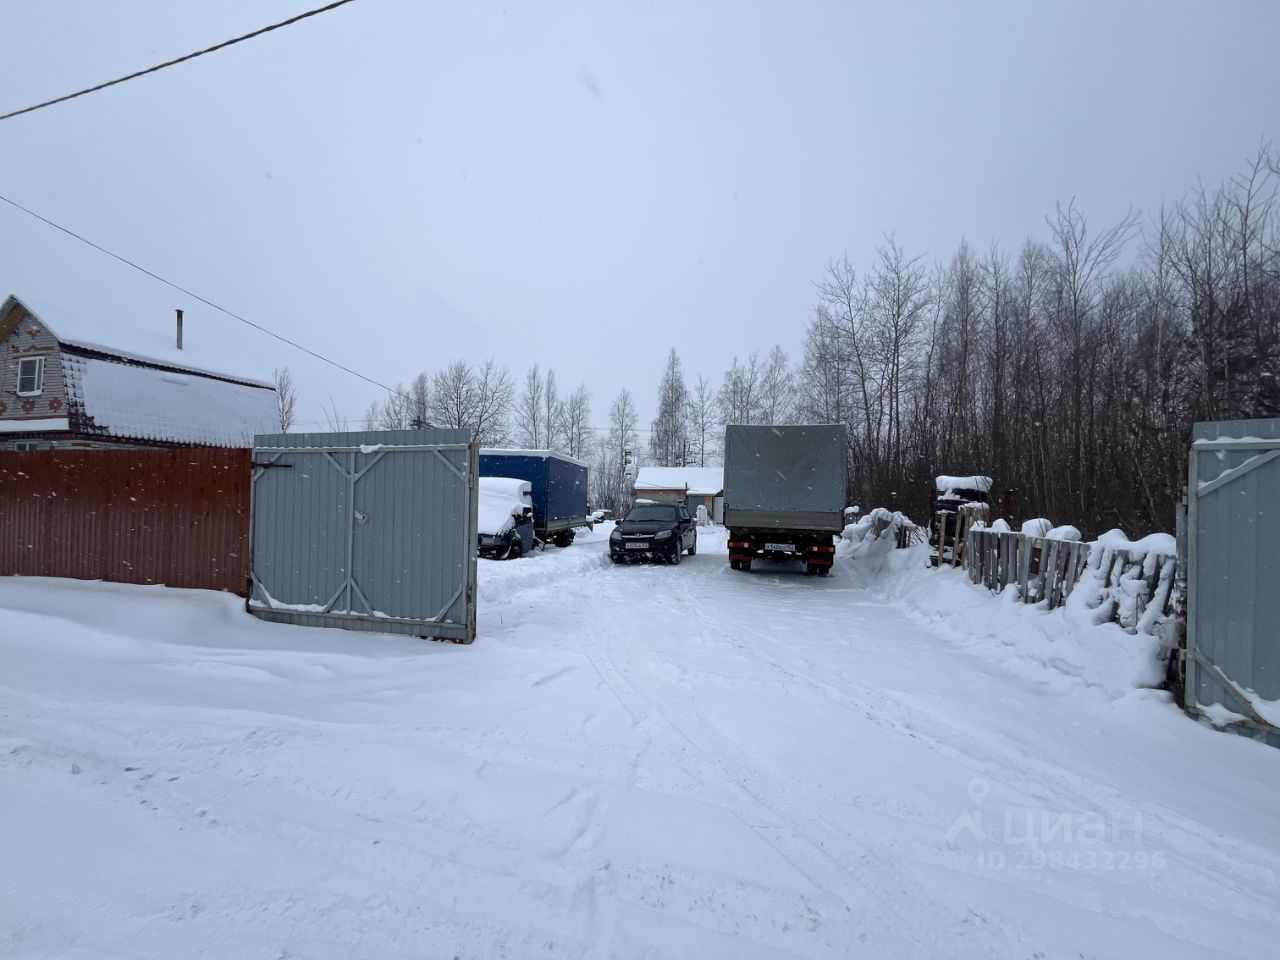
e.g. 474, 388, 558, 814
478, 449, 590, 547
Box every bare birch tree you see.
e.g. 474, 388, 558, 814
273, 367, 297, 432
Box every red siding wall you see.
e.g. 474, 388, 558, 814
0, 449, 251, 595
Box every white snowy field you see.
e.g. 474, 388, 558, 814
3, 525, 1279, 960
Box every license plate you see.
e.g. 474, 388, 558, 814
625, 542, 649, 550
764, 542, 795, 552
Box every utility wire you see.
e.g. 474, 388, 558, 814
0, 0, 361, 122
0, 192, 399, 395
0, 193, 662, 423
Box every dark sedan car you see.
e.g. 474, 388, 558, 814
609, 502, 697, 564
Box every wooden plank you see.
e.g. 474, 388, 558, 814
988, 532, 997, 590
1044, 538, 1061, 607
1002, 532, 1017, 590
1018, 535, 1033, 602
1062, 540, 1083, 599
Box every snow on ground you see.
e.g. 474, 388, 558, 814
3, 524, 1280, 959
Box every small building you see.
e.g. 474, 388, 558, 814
0, 294, 278, 450
634, 466, 725, 522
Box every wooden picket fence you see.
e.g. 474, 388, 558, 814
965, 527, 1178, 628
966, 529, 1088, 609
934, 503, 990, 567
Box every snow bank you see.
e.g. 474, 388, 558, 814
839, 508, 917, 575
845, 542, 1165, 699
476, 535, 612, 603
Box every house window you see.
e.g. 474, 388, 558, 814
17, 356, 45, 396
14, 441, 40, 451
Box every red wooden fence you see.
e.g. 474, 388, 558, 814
0, 448, 252, 595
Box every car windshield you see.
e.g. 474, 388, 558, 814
625, 505, 679, 522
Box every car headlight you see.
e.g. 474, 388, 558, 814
654, 529, 672, 540
610, 530, 623, 541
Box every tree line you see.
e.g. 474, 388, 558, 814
303, 148, 1278, 536
797, 149, 1279, 535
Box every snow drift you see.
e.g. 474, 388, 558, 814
841, 516, 1169, 699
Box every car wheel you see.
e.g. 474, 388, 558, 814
670, 545, 681, 565
509, 542, 522, 560
688, 537, 696, 556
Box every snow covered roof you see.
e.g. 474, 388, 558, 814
5, 294, 274, 387
62, 348, 278, 448
480, 448, 590, 468
634, 466, 725, 495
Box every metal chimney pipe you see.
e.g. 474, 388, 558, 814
175, 308, 184, 349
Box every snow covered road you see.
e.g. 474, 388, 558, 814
3, 525, 1279, 959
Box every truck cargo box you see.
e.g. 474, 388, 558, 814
478, 449, 589, 545
723, 424, 848, 533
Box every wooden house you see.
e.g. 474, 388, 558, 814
634, 466, 725, 522
0, 294, 277, 450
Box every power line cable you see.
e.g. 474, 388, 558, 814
0, 191, 399, 395
0, 0, 361, 122
1, 192, 660, 423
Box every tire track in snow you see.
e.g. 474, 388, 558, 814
661, 550, 1280, 956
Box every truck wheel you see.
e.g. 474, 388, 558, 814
805, 563, 817, 576
732, 559, 751, 572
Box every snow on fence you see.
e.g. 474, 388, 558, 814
965, 526, 1177, 632
844, 507, 921, 548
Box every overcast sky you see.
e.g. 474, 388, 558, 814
3, 0, 1277, 432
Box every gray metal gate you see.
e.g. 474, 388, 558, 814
1186, 418, 1280, 746
248, 429, 478, 643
